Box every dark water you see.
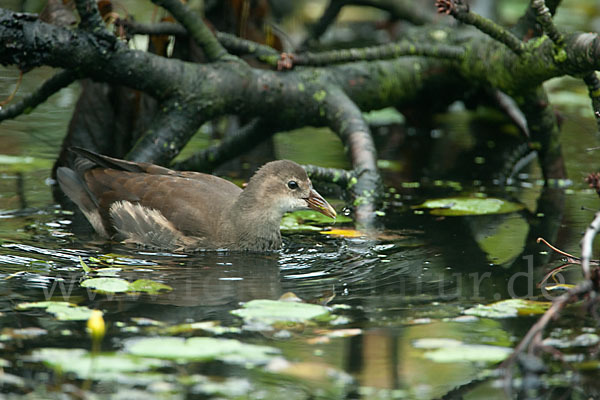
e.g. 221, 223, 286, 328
3, 2, 600, 399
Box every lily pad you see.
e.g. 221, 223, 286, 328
31, 348, 166, 379
128, 279, 172, 294
281, 210, 349, 232
422, 343, 512, 363
231, 299, 331, 325
81, 278, 130, 293
463, 299, 551, 319
16, 301, 94, 321
124, 337, 278, 365
415, 197, 524, 216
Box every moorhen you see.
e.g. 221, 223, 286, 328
57, 148, 337, 252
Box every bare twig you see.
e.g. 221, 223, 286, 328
531, 0, 564, 46
435, 0, 525, 54
0, 70, 77, 121
278, 42, 465, 69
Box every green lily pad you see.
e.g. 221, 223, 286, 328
281, 210, 349, 232
128, 279, 172, 294
81, 278, 130, 293
421, 343, 512, 363
31, 348, 166, 379
124, 337, 278, 365
415, 197, 524, 216
231, 299, 331, 325
16, 301, 94, 321
463, 299, 551, 319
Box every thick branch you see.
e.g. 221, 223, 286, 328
304, 164, 354, 187
0, 69, 77, 121
583, 72, 600, 133
74, 0, 107, 33
322, 88, 381, 229
150, 0, 229, 62
172, 118, 276, 171
518, 87, 566, 180
127, 98, 206, 165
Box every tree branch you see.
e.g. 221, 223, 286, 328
279, 42, 465, 69
172, 118, 276, 171
435, 0, 525, 54
127, 98, 206, 165
583, 72, 600, 133
322, 88, 381, 229
0, 69, 77, 121
150, 0, 230, 62
74, 0, 108, 33
305, 0, 432, 46
303, 164, 354, 187
518, 87, 566, 181
116, 18, 280, 65
531, 0, 564, 46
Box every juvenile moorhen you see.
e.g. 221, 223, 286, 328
57, 148, 337, 251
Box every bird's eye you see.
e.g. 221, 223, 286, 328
287, 180, 299, 190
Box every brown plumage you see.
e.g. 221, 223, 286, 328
56, 148, 336, 251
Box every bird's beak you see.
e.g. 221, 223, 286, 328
306, 189, 337, 219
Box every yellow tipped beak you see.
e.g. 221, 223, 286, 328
306, 189, 337, 219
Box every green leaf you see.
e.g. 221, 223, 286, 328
415, 197, 524, 216
231, 299, 331, 325
31, 348, 166, 379
463, 299, 551, 319
125, 337, 278, 365
420, 342, 512, 363
128, 279, 172, 294
80, 278, 130, 293
16, 301, 94, 321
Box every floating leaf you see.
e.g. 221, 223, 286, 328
422, 343, 511, 363
231, 299, 331, 325
415, 197, 524, 216
463, 299, 551, 319
124, 337, 278, 365
31, 348, 166, 379
81, 277, 130, 293
16, 301, 94, 321
128, 279, 172, 294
